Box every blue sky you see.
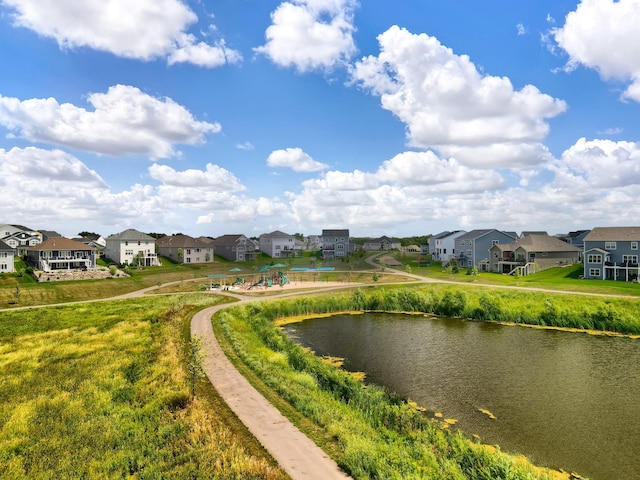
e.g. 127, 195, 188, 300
1, 0, 640, 239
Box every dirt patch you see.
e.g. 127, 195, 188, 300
377, 255, 403, 266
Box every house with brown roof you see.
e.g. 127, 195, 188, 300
157, 234, 214, 264
211, 234, 258, 262
25, 237, 96, 272
489, 233, 582, 275
583, 227, 640, 281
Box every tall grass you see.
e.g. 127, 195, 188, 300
0, 294, 286, 479
216, 290, 578, 479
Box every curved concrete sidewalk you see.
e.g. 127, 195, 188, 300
191, 303, 351, 480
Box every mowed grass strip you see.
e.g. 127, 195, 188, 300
0, 294, 287, 479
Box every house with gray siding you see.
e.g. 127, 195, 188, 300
321, 229, 350, 259
211, 234, 258, 262
583, 227, 640, 281
454, 229, 518, 270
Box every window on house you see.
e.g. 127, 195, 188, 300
589, 268, 600, 277
605, 241, 616, 250
587, 254, 602, 263
0, 264, 6, 270
461, 240, 465, 246
492, 240, 499, 245
125, 241, 128, 246
466, 249, 472, 257
632, 242, 638, 250
623, 255, 638, 264
443, 248, 447, 254
186, 249, 191, 254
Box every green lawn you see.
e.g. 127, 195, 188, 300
0, 294, 287, 479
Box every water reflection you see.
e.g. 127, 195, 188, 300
285, 313, 640, 480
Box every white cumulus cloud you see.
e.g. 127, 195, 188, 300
553, 0, 640, 102
0, 85, 220, 159
267, 147, 328, 172
1, 0, 241, 67
149, 163, 245, 191
350, 26, 566, 167
255, 0, 358, 72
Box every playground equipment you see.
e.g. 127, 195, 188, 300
279, 271, 289, 285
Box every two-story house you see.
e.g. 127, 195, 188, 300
0, 224, 42, 255
489, 233, 582, 275
104, 229, 160, 266
455, 229, 518, 270
321, 229, 350, 259
157, 234, 215, 264
0, 239, 15, 273
428, 230, 466, 262
211, 234, 258, 262
25, 237, 96, 272
583, 227, 640, 281
259, 230, 297, 258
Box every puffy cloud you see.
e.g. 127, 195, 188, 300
1, 0, 241, 67
254, 0, 358, 72
376, 151, 504, 193
350, 26, 566, 167
267, 147, 328, 172
0, 85, 220, 158
553, 137, 640, 188
553, 0, 640, 102
149, 163, 245, 191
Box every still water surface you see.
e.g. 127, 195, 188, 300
284, 313, 640, 480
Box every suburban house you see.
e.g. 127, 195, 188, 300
305, 235, 323, 251
156, 234, 214, 264
583, 227, 640, 281
104, 229, 160, 266
321, 229, 350, 259
0, 224, 42, 255
40, 230, 63, 241
363, 236, 401, 251
259, 230, 297, 258
558, 230, 591, 249
489, 233, 582, 275
428, 230, 466, 261
455, 229, 518, 269
0, 239, 15, 273
211, 234, 258, 262
25, 237, 96, 272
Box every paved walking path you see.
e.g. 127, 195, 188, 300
191, 302, 351, 480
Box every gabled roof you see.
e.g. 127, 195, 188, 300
493, 234, 582, 253
106, 229, 155, 241
156, 234, 212, 248
322, 229, 349, 237
0, 239, 12, 250
431, 231, 452, 240
456, 229, 516, 241
260, 230, 292, 239
27, 237, 95, 251
40, 230, 63, 239
584, 227, 640, 242
212, 234, 249, 246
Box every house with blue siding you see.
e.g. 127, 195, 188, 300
454, 229, 518, 270
583, 227, 640, 281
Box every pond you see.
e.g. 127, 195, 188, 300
284, 313, 640, 480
